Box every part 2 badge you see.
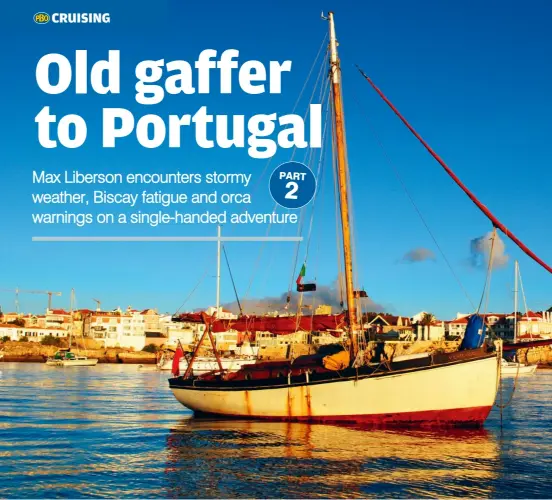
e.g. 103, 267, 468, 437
269, 161, 316, 209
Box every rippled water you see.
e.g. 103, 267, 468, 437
0, 363, 551, 498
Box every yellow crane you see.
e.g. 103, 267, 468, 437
0, 288, 62, 313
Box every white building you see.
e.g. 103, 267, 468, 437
83, 308, 146, 351
494, 311, 552, 341
159, 314, 204, 347
205, 306, 237, 320
0, 324, 67, 342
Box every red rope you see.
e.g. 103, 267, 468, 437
357, 67, 552, 275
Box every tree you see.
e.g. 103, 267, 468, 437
420, 313, 436, 341
41, 335, 62, 347
1, 336, 10, 343
547, 306, 552, 313
142, 343, 159, 353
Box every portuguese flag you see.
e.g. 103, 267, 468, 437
296, 263, 306, 284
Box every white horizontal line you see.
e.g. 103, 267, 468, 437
32, 236, 303, 242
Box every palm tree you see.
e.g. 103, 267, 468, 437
420, 312, 436, 341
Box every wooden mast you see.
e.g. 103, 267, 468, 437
327, 12, 359, 355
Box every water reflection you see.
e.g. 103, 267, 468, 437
165, 419, 500, 498
1, 364, 552, 498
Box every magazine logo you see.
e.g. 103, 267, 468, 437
34, 13, 111, 24
34, 12, 50, 24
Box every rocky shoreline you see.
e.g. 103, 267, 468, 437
0, 341, 157, 364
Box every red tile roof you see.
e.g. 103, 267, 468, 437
450, 317, 469, 324
49, 309, 69, 315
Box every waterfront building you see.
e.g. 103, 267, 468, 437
45, 309, 71, 330
1, 312, 21, 324
0, 323, 67, 342
23, 314, 47, 328
141, 308, 161, 333
159, 314, 205, 347
205, 306, 237, 320
493, 311, 552, 341
83, 307, 146, 350
363, 314, 413, 338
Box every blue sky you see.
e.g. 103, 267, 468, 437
0, 0, 551, 319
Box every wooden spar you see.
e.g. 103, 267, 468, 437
327, 12, 359, 355
357, 66, 552, 275
183, 327, 206, 379
183, 225, 225, 379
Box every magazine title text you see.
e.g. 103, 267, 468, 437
34, 50, 322, 159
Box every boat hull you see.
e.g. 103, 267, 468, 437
46, 358, 99, 367
170, 353, 499, 427
501, 363, 537, 376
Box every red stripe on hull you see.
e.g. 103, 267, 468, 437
193, 405, 493, 428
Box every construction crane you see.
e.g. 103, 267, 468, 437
92, 298, 101, 312
0, 288, 62, 313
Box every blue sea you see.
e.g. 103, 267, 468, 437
0, 363, 551, 498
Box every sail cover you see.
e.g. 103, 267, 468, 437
211, 314, 346, 336
172, 312, 346, 336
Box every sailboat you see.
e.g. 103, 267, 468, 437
46, 289, 99, 367
153, 226, 257, 376
501, 261, 537, 377
168, 12, 502, 426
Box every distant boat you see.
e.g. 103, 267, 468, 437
159, 354, 255, 375
46, 289, 98, 367
500, 260, 538, 378
501, 358, 537, 377
155, 341, 257, 374
46, 348, 99, 367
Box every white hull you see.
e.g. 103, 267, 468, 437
46, 358, 99, 367
160, 356, 255, 374
501, 360, 537, 376
171, 354, 499, 425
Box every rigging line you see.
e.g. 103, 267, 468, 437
292, 50, 329, 162
222, 244, 243, 317
249, 34, 327, 196
482, 228, 497, 317
349, 80, 476, 310
311, 136, 328, 319
292, 97, 332, 321
292, 34, 328, 115
518, 266, 534, 339
304, 88, 331, 263
287, 64, 331, 297
174, 265, 211, 315
356, 66, 552, 275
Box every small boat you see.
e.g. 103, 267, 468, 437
501, 358, 537, 377
162, 355, 255, 375
46, 289, 98, 368
155, 345, 256, 375
46, 348, 99, 367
